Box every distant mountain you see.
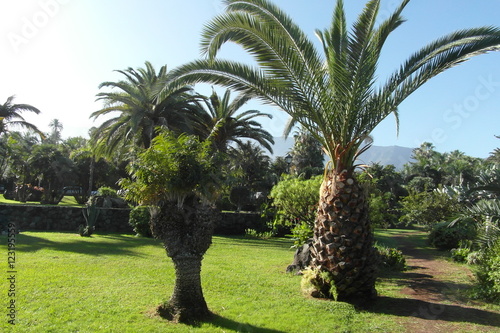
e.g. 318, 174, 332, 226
270, 137, 414, 169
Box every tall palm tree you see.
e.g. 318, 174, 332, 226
168, 0, 500, 302
0, 95, 44, 138
90, 61, 204, 156
194, 88, 274, 153
48, 118, 64, 144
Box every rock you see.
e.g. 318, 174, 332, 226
286, 240, 313, 274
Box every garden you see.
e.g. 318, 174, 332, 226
2, 0, 500, 331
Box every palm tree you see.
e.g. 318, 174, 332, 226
90, 61, 204, 157
194, 88, 274, 153
0, 96, 44, 138
168, 0, 500, 302
120, 131, 220, 322
48, 118, 64, 144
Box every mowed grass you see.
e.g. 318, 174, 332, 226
0, 195, 83, 207
0, 231, 408, 333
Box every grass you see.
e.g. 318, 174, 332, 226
0, 195, 83, 207
0, 230, 497, 332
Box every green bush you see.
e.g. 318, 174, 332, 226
428, 219, 476, 250
473, 240, 500, 302
128, 206, 152, 237
97, 186, 118, 198
368, 192, 399, 228
450, 247, 471, 263
399, 189, 461, 228
375, 244, 406, 271
269, 175, 321, 245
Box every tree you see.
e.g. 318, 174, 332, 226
120, 130, 220, 323
289, 126, 324, 177
194, 88, 275, 153
169, 0, 500, 302
48, 119, 63, 144
90, 61, 204, 156
0, 96, 44, 138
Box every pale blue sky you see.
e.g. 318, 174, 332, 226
1, 0, 500, 157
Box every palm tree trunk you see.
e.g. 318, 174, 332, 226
309, 170, 378, 302
157, 255, 210, 322
151, 197, 217, 323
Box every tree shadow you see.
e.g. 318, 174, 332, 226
207, 314, 286, 333
367, 296, 500, 327
8, 232, 160, 257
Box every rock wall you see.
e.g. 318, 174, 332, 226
0, 205, 133, 233
0, 204, 266, 235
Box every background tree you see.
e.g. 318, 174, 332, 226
0, 95, 44, 138
90, 61, 204, 156
288, 126, 324, 177
120, 130, 220, 323
47, 119, 63, 144
194, 88, 274, 153
170, 0, 500, 302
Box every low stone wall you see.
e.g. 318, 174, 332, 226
0, 204, 133, 233
0, 204, 266, 235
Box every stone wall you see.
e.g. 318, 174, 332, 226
0, 205, 133, 233
0, 204, 266, 235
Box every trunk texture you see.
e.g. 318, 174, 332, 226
309, 170, 378, 302
151, 197, 217, 323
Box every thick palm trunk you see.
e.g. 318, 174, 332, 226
151, 197, 217, 323
157, 255, 210, 322
309, 170, 378, 302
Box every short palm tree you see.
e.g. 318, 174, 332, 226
0, 95, 44, 138
169, 0, 500, 302
90, 61, 204, 156
194, 88, 275, 153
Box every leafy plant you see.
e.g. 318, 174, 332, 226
375, 244, 406, 271
128, 206, 152, 237
97, 186, 118, 198
428, 218, 477, 250
269, 175, 321, 245
79, 197, 100, 237
399, 188, 462, 228
472, 239, 500, 302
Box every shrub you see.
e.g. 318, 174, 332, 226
399, 189, 461, 228
244, 228, 273, 239
428, 219, 476, 250
128, 206, 152, 237
97, 186, 119, 198
368, 192, 399, 228
450, 247, 471, 263
472, 240, 500, 302
375, 244, 406, 271
269, 175, 321, 245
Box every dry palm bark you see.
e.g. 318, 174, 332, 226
310, 169, 378, 302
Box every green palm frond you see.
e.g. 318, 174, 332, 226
169, 0, 500, 174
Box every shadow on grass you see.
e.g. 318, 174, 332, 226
207, 314, 286, 333
214, 235, 294, 250
11, 232, 160, 257
368, 296, 500, 327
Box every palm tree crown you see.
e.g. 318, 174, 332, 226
170, 0, 500, 173
194, 88, 274, 153
0, 95, 44, 137
90, 61, 204, 156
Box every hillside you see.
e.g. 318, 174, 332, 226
270, 137, 414, 169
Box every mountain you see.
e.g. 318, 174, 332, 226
270, 137, 414, 169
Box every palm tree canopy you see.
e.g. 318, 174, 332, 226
169, 0, 500, 173
0, 95, 44, 137
194, 88, 274, 153
90, 61, 204, 156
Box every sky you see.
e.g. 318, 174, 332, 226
1, 0, 500, 158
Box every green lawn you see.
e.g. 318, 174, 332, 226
0, 195, 83, 207
0, 230, 497, 332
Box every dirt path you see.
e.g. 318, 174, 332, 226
373, 231, 500, 332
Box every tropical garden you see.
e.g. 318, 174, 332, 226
1, 0, 500, 331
